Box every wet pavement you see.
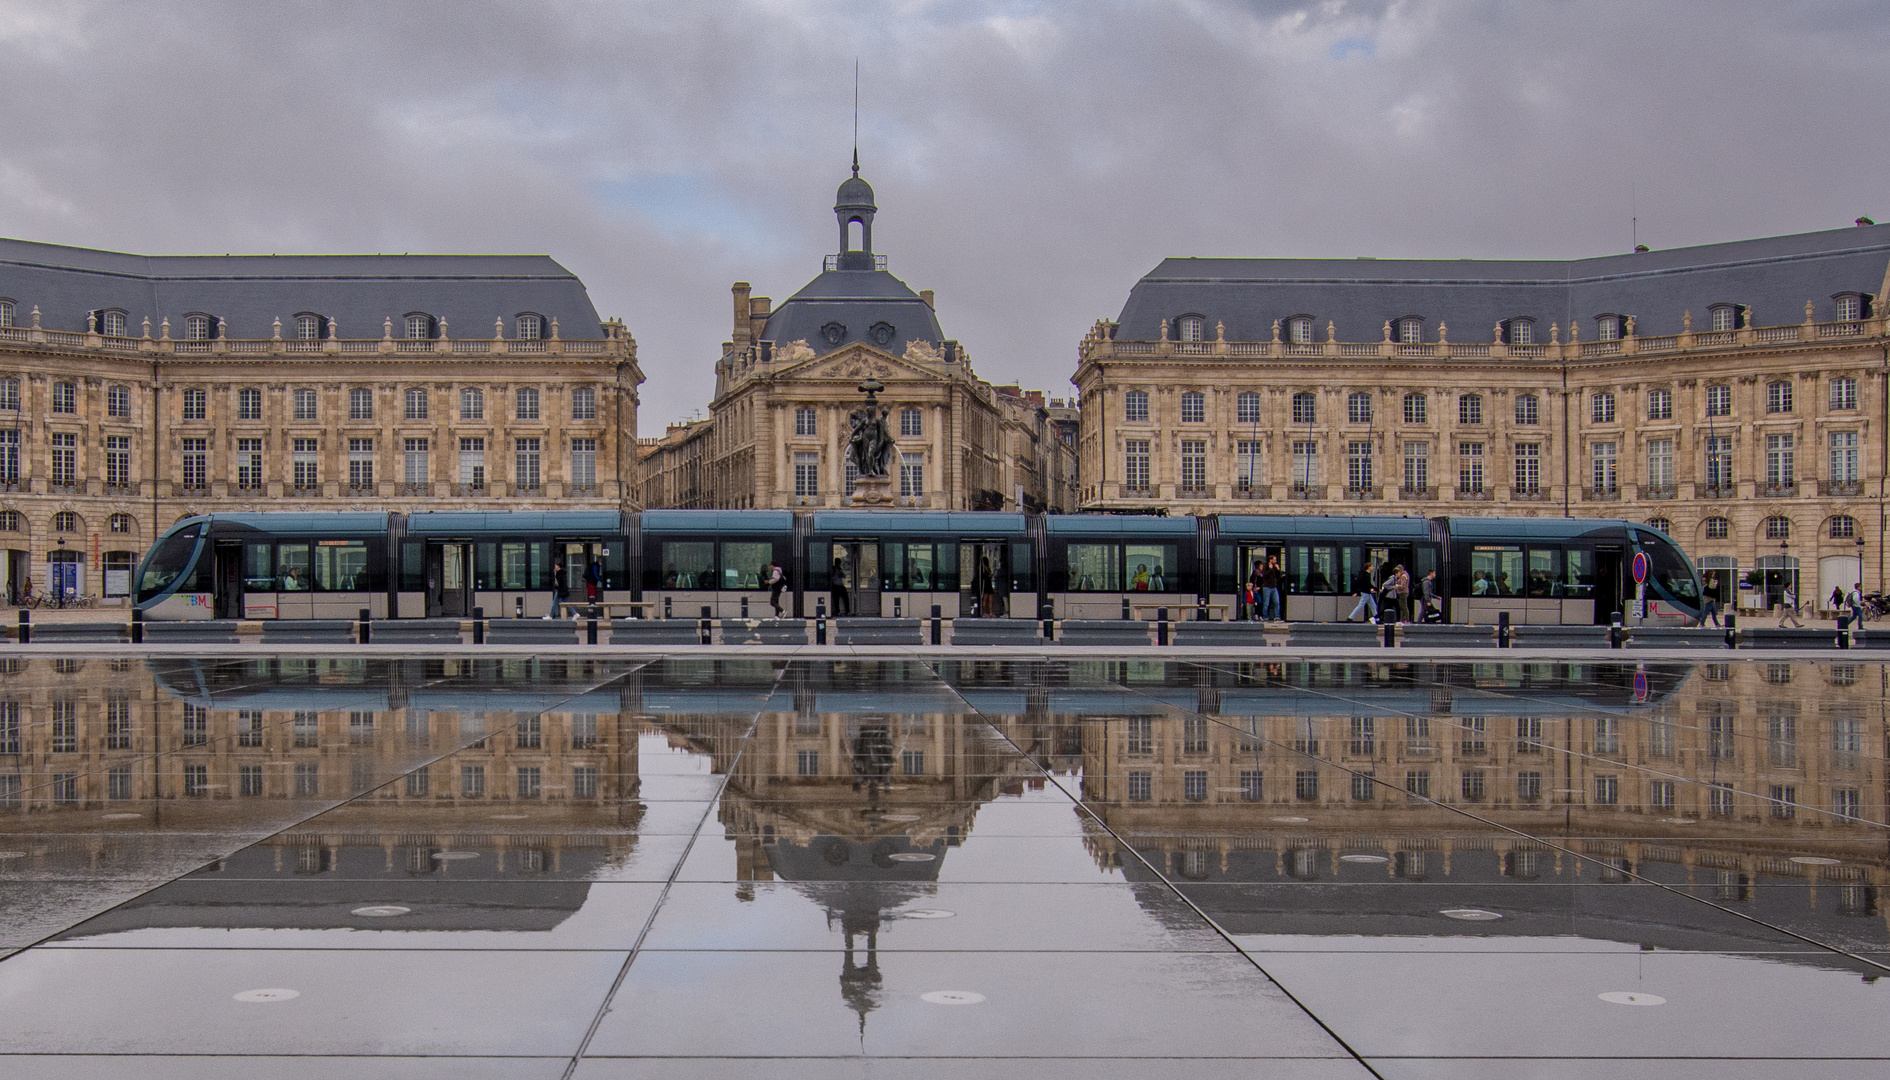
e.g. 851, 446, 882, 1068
0, 655, 1886, 1077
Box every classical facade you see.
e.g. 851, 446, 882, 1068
640, 165, 1078, 513
1075, 225, 1890, 608
0, 241, 642, 602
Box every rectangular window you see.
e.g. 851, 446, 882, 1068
1765, 433, 1794, 486
0, 378, 17, 411
292, 388, 317, 421
1235, 440, 1262, 490
235, 437, 263, 489
573, 766, 598, 799
1647, 388, 1672, 420
1831, 431, 1858, 484
403, 438, 429, 485
1181, 391, 1206, 424
109, 765, 133, 801
1458, 395, 1483, 425
292, 438, 318, 489
1651, 780, 1675, 809
1127, 770, 1152, 802
1514, 394, 1538, 425
181, 438, 208, 489
517, 766, 541, 799
1706, 385, 1732, 417
106, 696, 132, 749
404, 388, 428, 420
515, 387, 540, 420
105, 435, 130, 488
107, 385, 130, 417
796, 748, 820, 776
51, 700, 76, 752
1516, 770, 1541, 801
237, 710, 263, 747
239, 764, 264, 797
571, 438, 597, 489
1236, 393, 1261, 424
898, 408, 922, 437
461, 765, 485, 798
460, 388, 485, 420
1593, 775, 1619, 805
1594, 717, 1621, 756
1831, 377, 1859, 411
901, 749, 925, 776
571, 386, 597, 420
1769, 785, 1796, 819
1402, 441, 1429, 492
793, 451, 819, 497
515, 438, 541, 489
1705, 435, 1734, 489
1591, 442, 1617, 493
1346, 441, 1372, 491
1124, 391, 1149, 423
1293, 440, 1319, 489
1647, 438, 1673, 490
1459, 716, 1486, 755
1183, 770, 1208, 801
1403, 394, 1427, 424
1709, 782, 1734, 816
1835, 788, 1861, 820
1125, 718, 1153, 755
1591, 392, 1615, 424
348, 439, 374, 488
50, 432, 75, 485
1767, 381, 1793, 414
794, 407, 817, 436
0, 430, 16, 482
1290, 769, 1317, 800
1290, 393, 1316, 425
349, 388, 373, 420
179, 765, 206, 798
1239, 770, 1263, 801
459, 438, 486, 489
292, 711, 318, 748
1348, 716, 1375, 756
1457, 442, 1483, 493
237, 388, 262, 420
295, 762, 319, 796
1124, 439, 1150, 491
1180, 439, 1206, 491
1517, 717, 1543, 753
182, 387, 206, 420
900, 461, 924, 498
406, 767, 430, 797
1350, 771, 1376, 801
51, 382, 75, 414
1406, 770, 1431, 799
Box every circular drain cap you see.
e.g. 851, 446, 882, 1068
903, 909, 956, 920
1790, 857, 1842, 866
431, 851, 480, 861
1440, 908, 1503, 921
101, 812, 142, 820
921, 990, 985, 1005
233, 988, 300, 1003
351, 905, 411, 918
1340, 854, 1389, 864
1598, 991, 1665, 1006
889, 853, 936, 863
1270, 816, 1310, 824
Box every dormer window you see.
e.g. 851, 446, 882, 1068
1288, 316, 1315, 344
1708, 304, 1739, 332
101, 309, 128, 337
404, 313, 436, 340
1397, 317, 1423, 344
294, 313, 325, 340
184, 314, 213, 341
1834, 294, 1867, 322
516, 313, 543, 340
1177, 315, 1205, 342
1505, 318, 1535, 346
0, 299, 13, 328
1595, 315, 1622, 341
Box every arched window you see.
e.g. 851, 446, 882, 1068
0, 299, 13, 328
1458, 394, 1484, 425
1347, 392, 1372, 424
1595, 315, 1623, 342
1709, 304, 1739, 332
1644, 517, 1672, 534
238, 387, 262, 420
1765, 516, 1791, 540
294, 313, 325, 340
1831, 515, 1857, 539
1403, 393, 1427, 424
184, 314, 214, 341
1834, 294, 1865, 322
1291, 392, 1317, 424
109, 513, 135, 534
1505, 318, 1534, 346
1235, 391, 1260, 425
1704, 516, 1729, 540
404, 313, 435, 340
1397, 317, 1423, 344
1180, 391, 1205, 423
0, 510, 20, 531
460, 387, 485, 420
1177, 315, 1204, 342
52, 511, 79, 533
1124, 390, 1148, 423
100, 310, 128, 337
1288, 316, 1315, 345
516, 313, 544, 340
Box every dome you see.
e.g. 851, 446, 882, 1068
836, 173, 876, 212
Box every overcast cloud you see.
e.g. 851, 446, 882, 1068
0, 0, 1884, 426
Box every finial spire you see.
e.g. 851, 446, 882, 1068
852, 58, 860, 175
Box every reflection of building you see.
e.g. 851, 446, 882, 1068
0, 241, 643, 604
638, 166, 1077, 512
1075, 226, 1890, 600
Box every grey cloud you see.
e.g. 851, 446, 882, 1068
0, 0, 1884, 426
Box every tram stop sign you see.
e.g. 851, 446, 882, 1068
1631, 551, 1648, 586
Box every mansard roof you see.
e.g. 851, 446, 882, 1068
759, 267, 944, 356
0, 237, 606, 338
1117, 224, 1890, 341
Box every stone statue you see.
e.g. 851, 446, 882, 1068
847, 378, 895, 478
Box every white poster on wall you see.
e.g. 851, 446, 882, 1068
105, 570, 130, 597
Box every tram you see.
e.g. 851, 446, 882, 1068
135, 510, 1704, 625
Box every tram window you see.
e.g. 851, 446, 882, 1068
881, 543, 907, 590
401, 542, 424, 591
910, 543, 938, 590
1291, 545, 1337, 594
315, 541, 368, 591
1010, 542, 1034, 592
1525, 549, 1560, 598
137, 527, 202, 601
1067, 544, 1122, 592
659, 542, 714, 589
473, 543, 498, 590
721, 542, 772, 590
1560, 550, 1595, 598
1127, 544, 1175, 592
245, 543, 275, 591
501, 543, 530, 590
603, 542, 627, 589
1469, 546, 1523, 596
276, 544, 312, 591
1636, 532, 1699, 600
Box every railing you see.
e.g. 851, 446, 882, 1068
1455, 488, 1491, 500
1395, 344, 1436, 358
1756, 326, 1800, 344
1283, 344, 1319, 357
1455, 344, 1492, 358
825, 253, 888, 271
1288, 484, 1320, 500
1113, 342, 1157, 355
174, 484, 209, 497
1693, 330, 1738, 347
103, 483, 139, 497
1584, 487, 1620, 501
47, 482, 83, 495
344, 485, 376, 498
1400, 487, 1434, 500
1120, 485, 1152, 497
1699, 484, 1737, 499
568, 484, 601, 497
1343, 486, 1380, 501
339, 341, 380, 353
286, 340, 324, 353
1822, 480, 1863, 497
1173, 343, 1212, 356
1227, 343, 1267, 357
1232, 484, 1268, 499
395, 340, 434, 353
450, 483, 486, 497
0, 328, 25, 343
1761, 482, 1799, 497
1512, 488, 1548, 500
397, 483, 431, 497
235, 482, 266, 493
1639, 335, 1677, 351
0, 480, 22, 493
1819, 322, 1864, 338
1340, 344, 1378, 357
1581, 341, 1621, 357
290, 483, 320, 496
1644, 485, 1677, 500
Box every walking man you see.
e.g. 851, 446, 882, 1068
1778, 582, 1805, 628
831, 555, 851, 617
1701, 573, 1722, 628
1262, 556, 1283, 621
1347, 561, 1379, 622
766, 561, 786, 617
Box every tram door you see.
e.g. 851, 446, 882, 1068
214, 543, 243, 619
426, 543, 471, 618
833, 542, 879, 617
1594, 547, 1624, 625
561, 541, 601, 609
960, 542, 1009, 617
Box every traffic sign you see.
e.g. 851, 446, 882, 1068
1631, 551, 1648, 585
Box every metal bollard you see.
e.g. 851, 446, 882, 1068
514, 595, 524, 619
130, 607, 143, 644
741, 595, 749, 619
1383, 620, 1397, 648
1042, 617, 1055, 641
473, 606, 485, 645
16, 609, 27, 645
816, 614, 827, 645
664, 595, 673, 620
893, 596, 902, 618
1197, 596, 1209, 622
586, 617, 598, 645
699, 618, 712, 645
1157, 607, 1169, 646
1839, 624, 1852, 649
358, 608, 371, 645
1724, 611, 1736, 649
1497, 610, 1511, 649
1121, 597, 1132, 621
931, 604, 942, 645
1609, 611, 1625, 649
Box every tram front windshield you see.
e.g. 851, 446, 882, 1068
137, 526, 202, 602
1636, 530, 1701, 602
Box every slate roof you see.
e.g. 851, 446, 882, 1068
1117, 224, 1890, 342
0, 237, 607, 338
760, 265, 944, 356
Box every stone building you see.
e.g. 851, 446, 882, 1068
640, 164, 1078, 512
0, 240, 642, 602
1074, 225, 1890, 609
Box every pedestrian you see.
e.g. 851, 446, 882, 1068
1262, 556, 1284, 621
1391, 564, 1411, 623
831, 555, 851, 616
1347, 561, 1379, 622
1848, 582, 1866, 627
551, 559, 569, 619
1778, 582, 1805, 627
1830, 584, 1845, 615
583, 559, 603, 613
766, 561, 786, 617
1419, 569, 1440, 623
1701, 573, 1721, 628
1246, 558, 1265, 621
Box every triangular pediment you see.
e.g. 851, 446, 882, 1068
774, 341, 947, 384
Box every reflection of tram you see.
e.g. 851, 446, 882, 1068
136, 510, 1704, 624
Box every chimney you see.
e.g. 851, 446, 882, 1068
731, 283, 752, 348
920, 289, 935, 310
749, 296, 771, 342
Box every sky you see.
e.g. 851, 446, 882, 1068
1, 0, 1885, 428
